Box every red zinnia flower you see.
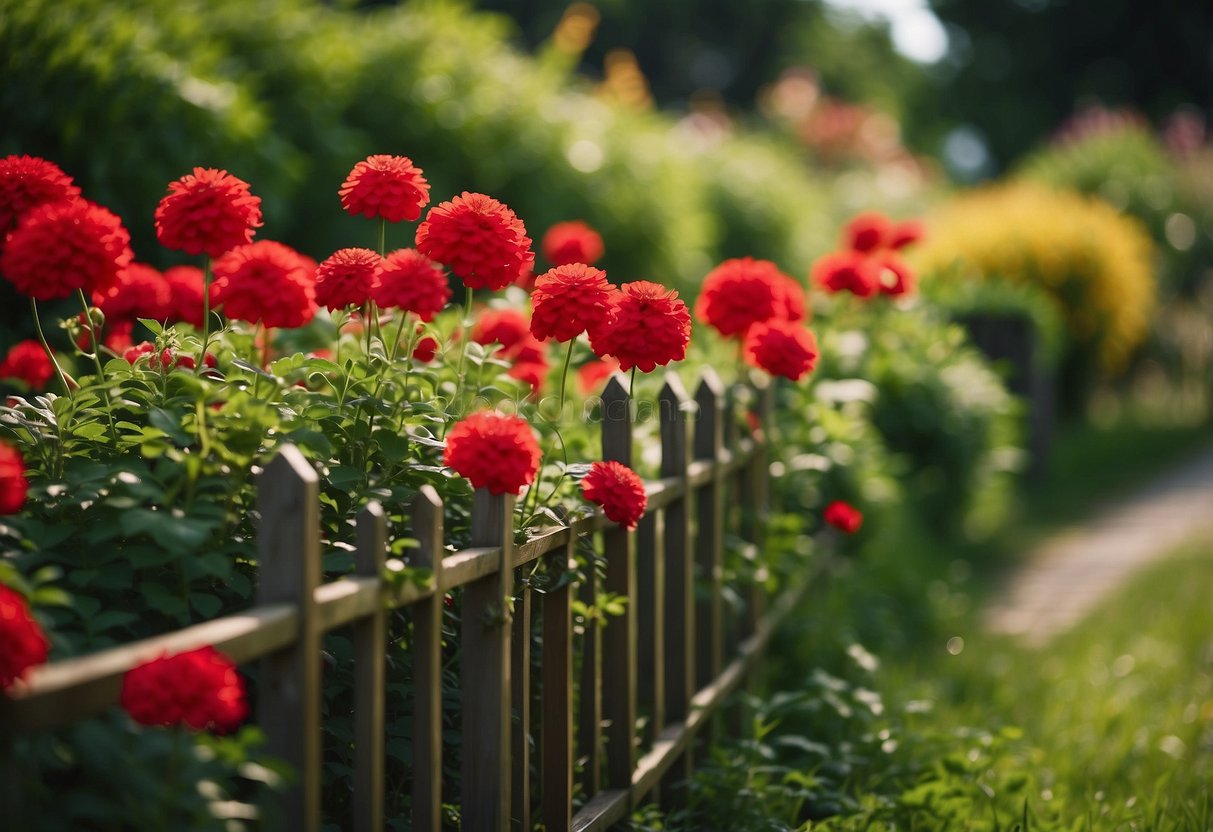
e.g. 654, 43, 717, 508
0, 443, 29, 516
875, 254, 915, 297
811, 250, 880, 298
541, 220, 605, 267
0, 154, 81, 242
373, 248, 451, 321
161, 266, 207, 328
590, 281, 691, 373
1, 200, 132, 301
581, 460, 647, 531
824, 500, 863, 534
94, 262, 171, 323
121, 646, 248, 733
577, 357, 620, 395
210, 241, 317, 329
314, 247, 383, 311
743, 320, 818, 381
0, 583, 49, 690
842, 212, 891, 254
508, 361, 548, 397
155, 168, 263, 258
888, 219, 925, 250
416, 192, 534, 291
695, 257, 789, 338
775, 274, 808, 323
443, 411, 541, 495
0, 340, 54, 390
339, 155, 430, 223
530, 263, 616, 342
473, 308, 531, 356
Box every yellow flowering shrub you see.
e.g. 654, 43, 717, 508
913, 181, 1156, 373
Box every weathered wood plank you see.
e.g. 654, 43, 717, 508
577, 546, 602, 798
511, 584, 532, 832
635, 509, 664, 747
411, 486, 445, 832
353, 502, 387, 832
541, 536, 574, 832
693, 372, 724, 692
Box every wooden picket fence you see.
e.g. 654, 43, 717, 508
0, 369, 814, 831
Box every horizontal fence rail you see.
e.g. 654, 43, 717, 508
0, 369, 810, 831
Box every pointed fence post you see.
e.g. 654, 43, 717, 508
541, 532, 574, 832
257, 445, 322, 832
411, 486, 445, 832
694, 371, 725, 693
353, 502, 387, 832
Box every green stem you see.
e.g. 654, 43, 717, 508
377, 217, 386, 258
29, 298, 71, 396
630, 366, 638, 398
199, 257, 212, 372
557, 338, 575, 420
77, 290, 118, 443
447, 285, 475, 430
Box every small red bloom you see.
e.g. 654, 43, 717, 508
581, 460, 647, 531
155, 168, 263, 258
339, 155, 430, 223
843, 212, 891, 254
0, 155, 81, 242
416, 192, 534, 291
743, 321, 818, 381
811, 251, 880, 298
508, 361, 548, 397
875, 254, 915, 297
124, 342, 156, 364
103, 320, 134, 353
373, 248, 451, 321
0, 583, 48, 690
121, 646, 248, 733
888, 219, 925, 250
577, 357, 620, 395
541, 220, 605, 267
444, 411, 541, 495
1, 200, 132, 301
412, 334, 440, 363
0, 340, 54, 390
473, 308, 531, 356
0, 443, 30, 516
775, 274, 808, 323
530, 263, 616, 342
590, 281, 691, 373
824, 500, 863, 534
695, 258, 789, 338
94, 262, 171, 323
163, 266, 207, 328
210, 241, 318, 329
313, 247, 382, 311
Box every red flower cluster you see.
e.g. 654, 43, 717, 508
163, 266, 207, 328
590, 281, 691, 373
95, 262, 172, 324
339, 155, 430, 223
314, 247, 383, 311
0, 340, 54, 390
443, 411, 541, 495
473, 307, 548, 364
824, 500, 863, 534
0, 443, 29, 515
0, 584, 48, 690
121, 646, 248, 733
416, 192, 534, 290
541, 220, 604, 267
124, 343, 216, 371
0, 155, 81, 242
210, 241, 318, 329
842, 212, 924, 253
373, 248, 451, 321
155, 168, 263, 258
530, 263, 616, 342
811, 250, 880, 298
581, 460, 647, 530
1, 199, 132, 301
743, 320, 818, 381
815, 212, 923, 299
696, 257, 805, 338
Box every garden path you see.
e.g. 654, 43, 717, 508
984, 443, 1213, 646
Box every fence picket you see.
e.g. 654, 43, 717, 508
511, 582, 532, 831
542, 534, 575, 832
410, 486, 445, 832
693, 371, 725, 691
353, 502, 387, 832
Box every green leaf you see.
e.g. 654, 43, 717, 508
190, 593, 223, 618
137, 318, 164, 335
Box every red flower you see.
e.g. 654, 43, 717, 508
155, 168, 263, 258
743, 320, 818, 381
121, 646, 248, 733
775, 274, 808, 323
473, 308, 531, 356
695, 258, 789, 338
0, 443, 29, 516
210, 241, 317, 329
577, 357, 620, 395
373, 248, 451, 321
507, 361, 548, 397
0, 154, 81, 242
124, 342, 156, 364
443, 411, 541, 495
412, 334, 440, 363
104, 320, 134, 353
1, 200, 132, 301
811, 250, 879, 298
530, 263, 616, 342
875, 254, 915, 297
314, 248, 383, 311
0, 583, 48, 690
888, 219, 925, 250
339, 155, 430, 223
415, 192, 534, 291
0, 340, 54, 390
823, 500, 863, 534
843, 212, 891, 254
581, 460, 647, 531
541, 220, 604, 267
94, 262, 172, 323
590, 281, 691, 373
163, 266, 207, 328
